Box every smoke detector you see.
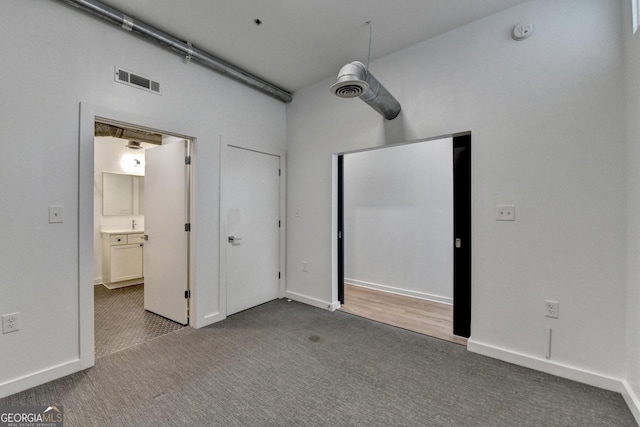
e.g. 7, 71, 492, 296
512, 23, 534, 41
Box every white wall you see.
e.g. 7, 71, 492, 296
286, 0, 626, 389
0, 0, 285, 397
623, 0, 640, 421
343, 139, 453, 303
93, 137, 146, 284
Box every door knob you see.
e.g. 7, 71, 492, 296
228, 236, 242, 243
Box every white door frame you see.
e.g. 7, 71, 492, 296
219, 135, 286, 317
79, 102, 196, 369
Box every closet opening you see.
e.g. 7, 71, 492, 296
336, 132, 471, 344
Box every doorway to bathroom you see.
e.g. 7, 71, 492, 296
336, 132, 471, 344
93, 120, 191, 358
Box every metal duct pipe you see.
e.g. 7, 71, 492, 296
56, 0, 293, 103
329, 61, 401, 120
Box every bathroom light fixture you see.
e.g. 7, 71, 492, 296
126, 140, 143, 150
120, 154, 145, 173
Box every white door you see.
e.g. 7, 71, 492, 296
144, 139, 189, 325
224, 146, 280, 315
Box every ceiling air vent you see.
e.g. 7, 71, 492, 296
114, 66, 161, 95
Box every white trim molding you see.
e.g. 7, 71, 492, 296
0, 360, 81, 399
622, 380, 640, 425
468, 338, 622, 393
345, 279, 453, 305
284, 291, 340, 312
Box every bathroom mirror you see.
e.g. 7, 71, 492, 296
103, 172, 145, 215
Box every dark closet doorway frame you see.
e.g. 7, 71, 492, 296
336, 131, 471, 338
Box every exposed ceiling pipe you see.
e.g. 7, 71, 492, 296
55, 0, 293, 103
330, 61, 401, 120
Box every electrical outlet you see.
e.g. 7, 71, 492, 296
544, 300, 559, 319
303, 261, 308, 272
2, 312, 20, 334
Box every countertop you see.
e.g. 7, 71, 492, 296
100, 229, 144, 235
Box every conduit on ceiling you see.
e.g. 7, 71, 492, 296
56, 0, 293, 103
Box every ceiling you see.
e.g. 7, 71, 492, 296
95, 0, 530, 93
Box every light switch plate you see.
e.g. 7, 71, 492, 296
496, 205, 515, 221
49, 205, 64, 223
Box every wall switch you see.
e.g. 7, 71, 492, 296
303, 261, 308, 272
49, 205, 64, 223
496, 205, 515, 221
295, 208, 301, 218
2, 312, 20, 334
544, 300, 559, 319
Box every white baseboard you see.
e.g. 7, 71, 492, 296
94, 278, 103, 285
622, 380, 640, 425
467, 338, 622, 392
194, 312, 225, 328
345, 278, 453, 305
0, 359, 82, 399
284, 290, 339, 311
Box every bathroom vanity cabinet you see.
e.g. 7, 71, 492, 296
101, 230, 145, 289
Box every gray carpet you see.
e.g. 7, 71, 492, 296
1, 300, 635, 426
94, 284, 185, 358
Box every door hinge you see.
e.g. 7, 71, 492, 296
338, 231, 342, 239
278, 272, 281, 279
279, 220, 281, 228
185, 156, 191, 165
185, 223, 191, 232
279, 168, 281, 176
185, 290, 191, 299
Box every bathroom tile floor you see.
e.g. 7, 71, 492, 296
94, 284, 185, 358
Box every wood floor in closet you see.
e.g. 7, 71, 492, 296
340, 283, 467, 346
